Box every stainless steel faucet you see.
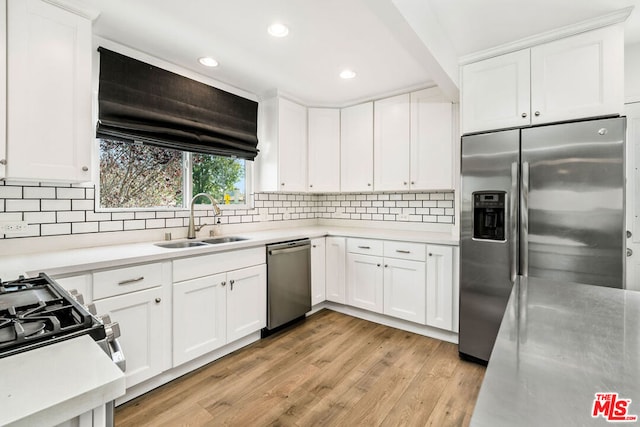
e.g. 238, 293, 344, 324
187, 193, 222, 239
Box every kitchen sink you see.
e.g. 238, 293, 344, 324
201, 236, 248, 244
155, 241, 209, 249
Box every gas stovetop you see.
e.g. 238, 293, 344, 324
0, 273, 106, 358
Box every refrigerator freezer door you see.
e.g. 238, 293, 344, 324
459, 129, 520, 362
521, 117, 625, 288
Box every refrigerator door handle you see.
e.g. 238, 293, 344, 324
521, 161, 530, 276
510, 162, 518, 282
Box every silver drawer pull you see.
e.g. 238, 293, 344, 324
118, 276, 144, 286
396, 250, 411, 254
357, 246, 371, 249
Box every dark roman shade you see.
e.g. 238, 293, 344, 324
96, 47, 259, 160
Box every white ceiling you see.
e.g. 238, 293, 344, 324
79, 0, 640, 106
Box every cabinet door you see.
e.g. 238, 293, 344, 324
346, 253, 383, 313
410, 88, 454, 190
226, 264, 266, 343
0, 0, 6, 178
383, 258, 426, 324
308, 108, 340, 192
374, 94, 410, 191
341, 102, 373, 192
461, 49, 530, 134
426, 245, 454, 330
7, 0, 92, 182
278, 98, 307, 192
311, 237, 326, 305
530, 25, 623, 125
93, 287, 165, 388
325, 237, 346, 303
172, 273, 226, 367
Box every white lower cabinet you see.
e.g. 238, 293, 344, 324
383, 258, 426, 324
345, 238, 455, 330
310, 237, 326, 305
325, 237, 346, 303
172, 248, 266, 367
426, 245, 454, 330
226, 265, 267, 343
93, 286, 165, 388
172, 273, 226, 367
346, 253, 384, 313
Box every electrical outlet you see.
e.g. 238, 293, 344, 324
398, 213, 409, 221
0, 221, 29, 235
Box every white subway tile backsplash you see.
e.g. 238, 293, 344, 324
42, 200, 71, 211
41, 223, 71, 236
6, 200, 40, 212
23, 187, 56, 199
56, 188, 85, 199
72, 222, 99, 234
72, 199, 95, 211
24, 212, 56, 224
0, 184, 455, 240
57, 211, 85, 223
99, 221, 124, 232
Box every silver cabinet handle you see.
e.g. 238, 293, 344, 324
384, 264, 388, 268
118, 276, 144, 286
534, 111, 540, 117
221, 281, 226, 286
230, 279, 235, 290
627, 248, 633, 257
281, 182, 285, 186
521, 112, 527, 118
0, 159, 6, 165
411, 181, 415, 185
358, 245, 371, 249
403, 181, 407, 185
82, 166, 89, 171
367, 183, 371, 186
428, 253, 433, 257
396, 249, 410, 254
155, 298, 161, 303
377, 263, 381, 267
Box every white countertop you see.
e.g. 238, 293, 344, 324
0, 335, 126, 427
1, 225, 458, 278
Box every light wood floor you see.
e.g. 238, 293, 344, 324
116, 310, 485, 427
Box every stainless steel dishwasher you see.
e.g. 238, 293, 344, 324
264, 239, 311, 334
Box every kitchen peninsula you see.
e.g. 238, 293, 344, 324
471, 276, 640, 426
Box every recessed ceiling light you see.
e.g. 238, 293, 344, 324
340, 69, 356, 79
268, 23, 289, 38
198, 57, 219, 67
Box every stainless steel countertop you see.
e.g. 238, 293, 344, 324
471, 276, 640, 426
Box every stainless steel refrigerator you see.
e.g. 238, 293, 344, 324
459, 117, 625, 363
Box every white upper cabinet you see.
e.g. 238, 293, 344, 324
6, 0, 92, 182
256, 96, 307, 192
530, 25, 623, 125
374, 94, 411, 191
461, 49, 531, 134
461, 25, 624, 134
410, 88, 454, 190
0, 0, 6, 179
340, 102, 373, 192
307, 108, 340, 192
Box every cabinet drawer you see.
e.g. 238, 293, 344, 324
93, 262, 163, 300
347, 238, 383, 256
383, 241, 426, 261
173, 247, 265, 282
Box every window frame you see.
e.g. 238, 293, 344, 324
94, 139, 253, 212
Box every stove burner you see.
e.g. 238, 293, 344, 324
0, 273, 105, 358
0, 320, 46, 343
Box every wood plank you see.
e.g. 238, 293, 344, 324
116, 310, 485, 427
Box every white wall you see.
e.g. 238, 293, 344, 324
625, 42, 640, 104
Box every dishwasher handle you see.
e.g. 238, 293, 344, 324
269, 245, 309, 256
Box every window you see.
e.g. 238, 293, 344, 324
98, 139, 248, 209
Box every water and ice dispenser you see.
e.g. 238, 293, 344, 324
473, 192, 506, 241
